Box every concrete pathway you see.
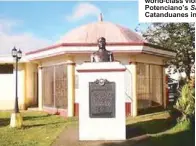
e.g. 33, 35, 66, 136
51, 124, 150, 146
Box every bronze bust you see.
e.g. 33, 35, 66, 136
91, 37, 114, 62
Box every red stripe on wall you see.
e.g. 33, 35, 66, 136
125, 102, 131, 117
74, 103, 79, 117
165, 76, 169, 107
43, 107, 68, 117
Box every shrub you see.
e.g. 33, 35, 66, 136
175, 78, 195, 122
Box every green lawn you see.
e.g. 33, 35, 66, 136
131, 111, 194, 146
0, 111, 77, 146
103, 111, 195, 146
0, 110, 194, 146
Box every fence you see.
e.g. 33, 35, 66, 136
42, 64, 68, 109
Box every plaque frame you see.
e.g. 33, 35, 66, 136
89, 79, 116, 118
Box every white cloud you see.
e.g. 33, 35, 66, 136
0, 18, 52, 55
66, 2, 101, 22
0, 18, 18, 33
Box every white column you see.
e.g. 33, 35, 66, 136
67, 60, 75, 117
38, 66, 43, 110
163, 66, 167, 108
132, 62, 138, 117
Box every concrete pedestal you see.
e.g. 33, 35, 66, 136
10, 113, 23, 128
76, 62, 126, 140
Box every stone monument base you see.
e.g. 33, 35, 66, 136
77, 62, 126, 140
10, 113, 23, 128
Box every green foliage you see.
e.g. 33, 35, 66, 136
175, 80, 195, 122
142, 23, 195, 79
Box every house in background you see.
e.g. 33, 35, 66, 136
0, 17, 176, 117
0, 55, 38, 110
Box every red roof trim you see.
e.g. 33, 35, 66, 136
25, 42, 145, 55
28, 50, 142, 61
77, 68, 126, 73
25, 42, 175, 55
28, 49, 173, 61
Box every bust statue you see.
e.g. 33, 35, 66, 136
91, 37, 114, 62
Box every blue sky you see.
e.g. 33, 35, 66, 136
0, 1, 148, 54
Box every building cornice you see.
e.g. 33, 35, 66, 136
25, 42, 176, 55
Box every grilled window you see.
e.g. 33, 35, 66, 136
42, 64, 67, 109
137, 63, 163, 109
0, 64, 13, 74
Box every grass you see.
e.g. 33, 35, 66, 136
135, 111, 194, 146
0, 111, 77, 146
103, 110, 195, 146
151, 120, 195, 146
0, 110, 194, 146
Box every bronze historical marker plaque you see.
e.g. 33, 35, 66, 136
89, 79, 115, 118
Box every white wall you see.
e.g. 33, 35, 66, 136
25, 63, 38, 106
40, 54, 70, 67
75, 55, 91, 103
0, 64, 25, 110
17, 65, 25, 107
131, 54, 164, 65
0, 73, 14, 109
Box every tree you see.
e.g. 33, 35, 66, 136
142, 23, 195, 80
175, 77, 195, 122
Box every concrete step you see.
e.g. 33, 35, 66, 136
27, 107, 39, 111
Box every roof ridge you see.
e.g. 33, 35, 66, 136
114, 24, 144, 42
114, 24, 132, 42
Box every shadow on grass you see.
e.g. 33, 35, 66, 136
22, 121, 65, 129
138, 106, 165, 116
0, 114, 51, 127
0, 118, 64, 128
23, 114, 51, 120
103, 118, 194, 146
150, 128, 195, 146
102, 129, 194, 146
0, 118, 10, 127
126, 116, 176, 139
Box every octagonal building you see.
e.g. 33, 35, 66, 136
0, 16, 175, 117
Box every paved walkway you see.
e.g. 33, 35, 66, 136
51, 124, 150, 146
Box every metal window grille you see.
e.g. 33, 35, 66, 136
136, 63, 163, 109
55, 64, 67, 108
42, 64, 67, 109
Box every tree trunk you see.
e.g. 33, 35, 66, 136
185, 68, 191, 80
